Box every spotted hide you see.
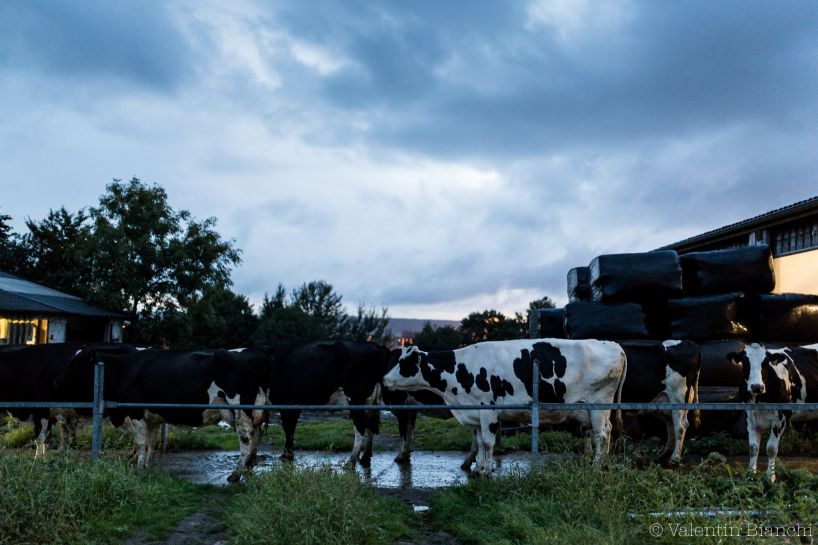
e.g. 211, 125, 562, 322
382, 339, 627, 476
618, 340, 700, 467
729, 343, 818, 482
54, 348, 273, 482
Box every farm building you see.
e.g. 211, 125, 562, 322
0, 270, 128, 345
659, 196, 818, 295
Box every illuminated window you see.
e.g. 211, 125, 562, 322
0, 318, 47, 345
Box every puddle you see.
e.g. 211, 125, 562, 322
155, 449, 561, 488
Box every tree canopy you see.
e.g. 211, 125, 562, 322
253, 280, 391, 345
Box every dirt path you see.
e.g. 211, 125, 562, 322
379, 488, 462, 545
122, 494, 230, 545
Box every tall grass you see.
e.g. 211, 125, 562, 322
430, 454, 818, 545
0, 453, 204, 545
225, 465, 414, 545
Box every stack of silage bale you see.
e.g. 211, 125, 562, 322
564, 250, 682, 340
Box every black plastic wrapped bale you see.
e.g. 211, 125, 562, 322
747, 293, 818, 343
669, 293, 749, 341
528, 308, 566, 338
589, 250, 682, 303
567, 266, 591, 302
564, 302, 650, 340
698, 339, 746, 387
679, 245, 775, 296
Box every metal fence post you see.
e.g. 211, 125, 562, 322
531, 359, 540, 466
91, 362, 104, 460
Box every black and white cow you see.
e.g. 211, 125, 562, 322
0, 342, 136, 457
729, 343, 818, 482
382, 339, 627, 476
618, 340, 700, 467
54, 347, 273, 481
267, 340, 389, 467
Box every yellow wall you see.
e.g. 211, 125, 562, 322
773, 250, 818, 295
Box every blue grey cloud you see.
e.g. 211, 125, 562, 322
0, 1, 192, 92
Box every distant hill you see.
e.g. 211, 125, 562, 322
387, 318, 460, 335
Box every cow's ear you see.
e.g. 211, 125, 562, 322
726, 352, 741, 364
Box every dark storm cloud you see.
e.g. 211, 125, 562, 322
0, 1, 192, 91
271, 1, 818, 160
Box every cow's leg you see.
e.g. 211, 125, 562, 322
746, 410, 763, 475
394, 410, 416, 464
229, 410, 264, 482
346, 411, 368, 468
667, 408, 689, 467
590, 409, 612, 465
655, 416, 674, 466
143, 421, 160, 468
766, 411, 788, 483
33, 416, 50, 459
360, 410, 379, 467
279, 410, 300, 460
131, 419, 149, 468
59, 414, 78, 453
461, 428, 478, 470
474, 414, 499, 477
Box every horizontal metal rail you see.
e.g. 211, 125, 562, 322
0, 401, 94, 409
7, 401, 818, 411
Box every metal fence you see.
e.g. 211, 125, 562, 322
3, 360, 818, 463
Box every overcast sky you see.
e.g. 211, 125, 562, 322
1, 1, 817, 319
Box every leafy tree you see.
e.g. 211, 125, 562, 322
289, 280, 345, 336
21, 207, 93, 296
459, 309, 526, 345
182, 287, 258, 349
412, 322, 463, 351
525, 295, 556, 324
338, 304, 391, 344
86, 178, 241, 342
253, 280, 390, 345
0, 210, 28, 275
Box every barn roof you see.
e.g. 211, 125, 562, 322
0, 271, 129, 318
658, 195, 818, 252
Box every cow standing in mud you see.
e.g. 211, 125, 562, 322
267, 340, 389, 467
383, 339, 627, 476
730, 343, 818, 482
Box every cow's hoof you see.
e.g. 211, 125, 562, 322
343, 459, 357, 470
662, 458, 680, 469
227, 471, 243, 483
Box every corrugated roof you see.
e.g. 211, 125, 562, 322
0, 270, 129, 318
658, 195, 818, 251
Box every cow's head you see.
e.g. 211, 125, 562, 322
728, 343, 790, 401
383, 346, 431, 392
53, 347, 97, 401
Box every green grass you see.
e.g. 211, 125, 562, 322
224, 465, 415, 545
429, 454, 818, 545
0, 453, 207, 545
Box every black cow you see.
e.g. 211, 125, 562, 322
618, 340, 701, 467
54, 347, 273, 481
0, 342, 136, 456
729, 342, 818, 482
268, 340, 389, 467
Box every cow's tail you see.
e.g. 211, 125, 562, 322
612, 348, 627, 439
690, 367, 702, 431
